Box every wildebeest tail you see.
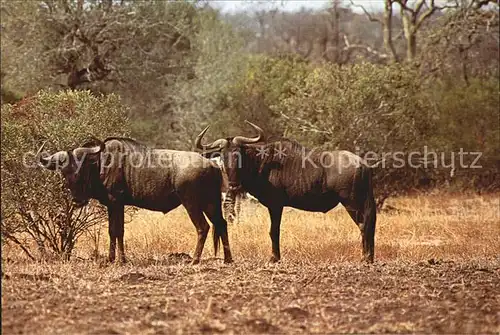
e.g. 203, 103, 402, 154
211, 167, 226, 257
213, 224, 221, 257
212, 218, 228, 257
361, 165, 376, 263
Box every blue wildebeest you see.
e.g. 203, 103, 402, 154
195, 121, 377, 263
38, 137, 233, 264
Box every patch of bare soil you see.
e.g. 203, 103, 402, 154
2, 258, 499, 334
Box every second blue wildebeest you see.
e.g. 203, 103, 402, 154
195, 121, 376, 263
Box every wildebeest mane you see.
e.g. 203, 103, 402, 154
241, 138, 324, 187
79, 136, 149, 153
245, 138, 317, 165
237, 138, 326, 204
103, 137, 149, 151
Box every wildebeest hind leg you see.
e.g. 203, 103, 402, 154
346, 208, 365, 244
268, 206, 283, 263
346, 202, 375, 263
361, 196, 376, 263
184, 205, 210, 265
108, 204, 126, 264
204, 203, 233, 264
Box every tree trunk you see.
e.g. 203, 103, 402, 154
407, 33, 417, 62
383, 0, 398, 63
459, 47, 470, 86
401, 9, 417, 62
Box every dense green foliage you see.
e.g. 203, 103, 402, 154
277, 63, 432, 150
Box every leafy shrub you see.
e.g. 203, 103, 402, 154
1, 90, 130, 260
426, 77, 500, 191
276, 62, 434, 205
165, 53, 310, 149
209, 54, 311, 139
278, 62, 432, 151
429, 78, 499, 154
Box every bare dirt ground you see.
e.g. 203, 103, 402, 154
2, 258, 499, 334
2, 194, 500, 334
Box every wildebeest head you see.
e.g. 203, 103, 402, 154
37, 138, 105, 207
195, 121, 265, 191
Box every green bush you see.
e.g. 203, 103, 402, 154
429, 78, 499, 154
277, 62, 433, 151
1, 90, 130, 260
210, 54, 311, 139
274, 63, 435, 204
426, 77, 500, 191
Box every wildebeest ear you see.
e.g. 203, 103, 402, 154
202, 151, 222, 159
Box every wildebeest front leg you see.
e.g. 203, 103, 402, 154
108, 235, 117, 263
268, 206, 283, 263
108, 204, 126, 264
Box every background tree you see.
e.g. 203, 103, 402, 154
1, 0, 199, 146
420, 0, 499, 82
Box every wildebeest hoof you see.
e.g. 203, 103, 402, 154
106, 257, 127, 266
191, 259, 201, 265
224, 258, 234, 264
362, 256, 374, 264
269, 256, 280, 263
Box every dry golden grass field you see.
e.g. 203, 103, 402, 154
2, 194, 500, 334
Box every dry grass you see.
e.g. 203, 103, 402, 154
73, 193, 499, 263
2, 194, 500, 334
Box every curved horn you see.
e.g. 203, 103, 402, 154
37, 141, 52, 169
195, 125, 228, 153
35, 141, 47, 158
72, 138, 105, 157
232, 120, 265, 145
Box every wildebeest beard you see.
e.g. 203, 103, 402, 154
69, 139, 109, 206
69, 157, 97, 207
